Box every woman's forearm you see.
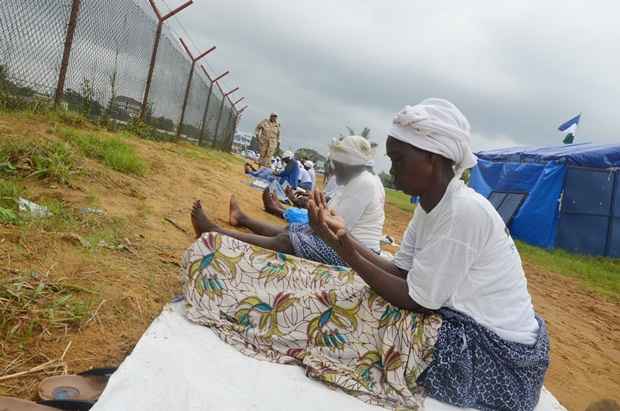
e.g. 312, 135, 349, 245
346, 235, 408, 279
344, 248, 428, 312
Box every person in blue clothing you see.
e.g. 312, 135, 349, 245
274, 151, 300, 189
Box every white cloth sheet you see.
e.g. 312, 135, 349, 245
92, 302, 566, 411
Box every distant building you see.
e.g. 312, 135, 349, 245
112, 95, 142, 118
232, 131, 253, 153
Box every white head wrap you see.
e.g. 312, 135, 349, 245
303, 160, 314, 168
282, 150, 293, 159
388, 98, 477, 176
329, 135, 376, 166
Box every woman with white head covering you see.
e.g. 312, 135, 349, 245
287, 135, 385, 263
190, 135, 385, 266
308, 99, 549, 410
183, 135, 438, 411
302, 160, 316, 190
297, 162, 313, 191
182, 120, 549, 409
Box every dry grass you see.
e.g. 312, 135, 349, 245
0, 110, 238, 399
0, 270, 95, 342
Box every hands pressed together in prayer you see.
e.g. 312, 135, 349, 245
307, 189, 428, 312
307, 190, 358, 263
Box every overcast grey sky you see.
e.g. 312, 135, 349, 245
162, 0, 619, 171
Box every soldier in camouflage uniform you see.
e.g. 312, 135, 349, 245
255, 113, 281, 168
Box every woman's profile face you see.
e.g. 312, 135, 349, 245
386, 136, 434, 196
333, 161, 362, 186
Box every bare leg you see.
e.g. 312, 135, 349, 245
230, 195, 286, 236
192, 200, 294, 254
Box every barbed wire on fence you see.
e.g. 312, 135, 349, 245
0, 0, 240, 150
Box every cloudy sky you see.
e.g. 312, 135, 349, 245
162, 0, 618, 171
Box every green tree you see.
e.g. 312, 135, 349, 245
295, 148, 327, 163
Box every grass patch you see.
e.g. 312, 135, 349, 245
518, 241, 620, 300
0, 179, 24, 224
0, 271, 95, 341
82, 216, 126, 252
23, 198, 78, 232
0, 206, 18, 224
385, 188, 415, 212
46, 109, 93, 129
0, 138, 76, 184
60, 128, 146, 176
0, 179, 23, 210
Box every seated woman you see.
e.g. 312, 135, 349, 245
304, 160, 317, 190
274, 151, 300, 189
298, 162, 314, 191
181, 99, 548, 411
192, 135, 385, 267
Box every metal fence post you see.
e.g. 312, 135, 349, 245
141, 19, 162, 120
213, 97, 226, 147
214, 87, 239, 147
225, 112, 237, 151
230, 105, 247, 149
223, 111, 234, 150
54, 0, 81, 106
224, 97, 244, 151
178, 59, 196, 139
232, 96, 245, 107
176, 38, 215, 140
220, 108, 233, 151
199, 67, 229, 146
199, 81, 213, 146
140, 0, 193, 121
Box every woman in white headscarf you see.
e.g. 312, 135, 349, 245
183, 136, 441, 411
190, 135, 385, 266
308, 98, 549, 410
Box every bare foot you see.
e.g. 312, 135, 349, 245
191, 200, 218, 238
262, 187, 284, 218
284, 186, 296, 204
229, 196, 245, 227
284, 186, 308, 208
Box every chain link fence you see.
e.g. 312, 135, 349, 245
0, 0, 238, 150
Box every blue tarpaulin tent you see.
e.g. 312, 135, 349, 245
470, 143, 620, 257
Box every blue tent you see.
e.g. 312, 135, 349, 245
470, 143, 620, 257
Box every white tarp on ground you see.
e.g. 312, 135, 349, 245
92, 302, 567, 411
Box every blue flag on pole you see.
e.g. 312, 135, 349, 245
558, 114, 580, 144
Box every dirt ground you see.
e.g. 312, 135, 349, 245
0, 115, 618, 410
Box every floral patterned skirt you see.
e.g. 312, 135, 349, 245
181, 233, 442, 410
